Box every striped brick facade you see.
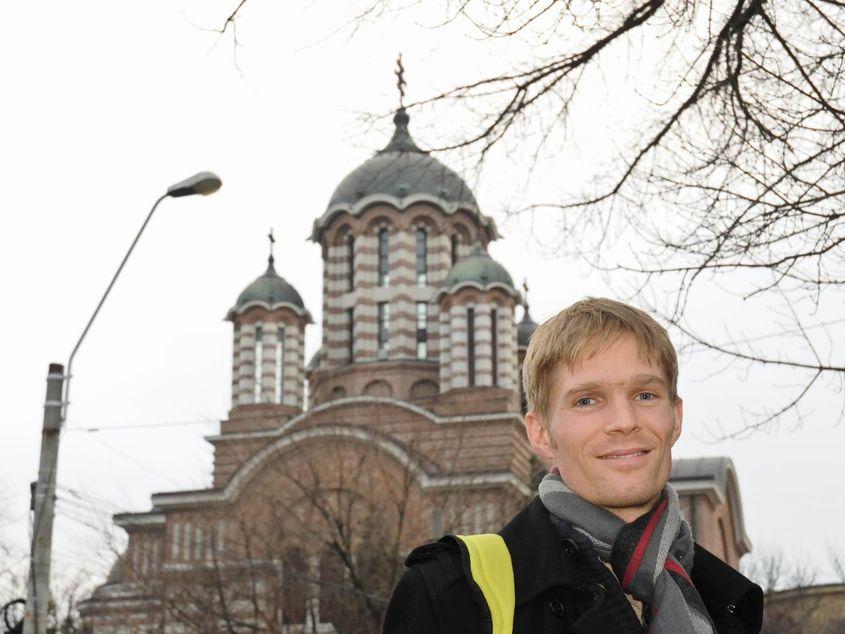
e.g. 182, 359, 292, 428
229, 308, 308, 410
308, 202, 513, 405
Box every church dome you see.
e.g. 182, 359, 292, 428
326, 110, 478, 211
228, 256, 305, 317
441, 244, 516, 293
517, 305, 539, 348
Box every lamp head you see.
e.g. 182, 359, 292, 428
167, 171, 222, 198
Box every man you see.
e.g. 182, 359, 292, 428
383, 298, 763, 633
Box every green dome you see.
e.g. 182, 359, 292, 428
326, 109, 478, 210
442, 245, 515, 291
232, 257, 304, 313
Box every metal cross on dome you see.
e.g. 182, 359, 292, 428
268, 228, 276, 265
395, 53, 406, 108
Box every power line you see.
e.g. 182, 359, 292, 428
64, 418, 220, 433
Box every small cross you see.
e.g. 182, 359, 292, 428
522, 278, 530, 307
268, 228, 276, 264
395, 54, 406, 108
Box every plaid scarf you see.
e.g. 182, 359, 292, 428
539, 471, 714, 633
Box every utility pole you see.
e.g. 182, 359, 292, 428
20, 172, 221, 633
23, 363, 65, 634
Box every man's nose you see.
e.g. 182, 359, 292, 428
603, 396, 639, 434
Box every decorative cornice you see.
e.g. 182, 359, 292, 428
433, 280, 522, 303
311, 193, 499, 242
206, 396, 522, 443
152, 424, 530, 509
225, 301, 314, 323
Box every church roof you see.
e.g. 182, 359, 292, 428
327, 109, 477, 209
227, 256, 308, 319
436, 244, 520, 300
312, 109, 497, 241
670, 456, 752, 555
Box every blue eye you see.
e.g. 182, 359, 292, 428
636, 392, 656, 401
575, 397, 595, 407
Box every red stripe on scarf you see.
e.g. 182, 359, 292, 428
621, 498, 668, 589
664, 558, 692, 584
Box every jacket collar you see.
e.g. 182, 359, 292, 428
498, 496, 581, 606
499, 496, 763, 632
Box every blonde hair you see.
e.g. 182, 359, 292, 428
522, 298, 678, 420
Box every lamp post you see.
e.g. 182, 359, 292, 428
22, 171, 222, 634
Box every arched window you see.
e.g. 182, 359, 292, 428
347, 233, 355, 291
467, 307, 476, 386
416, 228, 428, 286
377, 302, 390, 359
275, 327, 285, 404
410, 379, 438, 400
171, 522, 180, 560
416, 302, 428, 359
253, 325, 263, 403
347, 308, 354, 363
490, 308, 498, 387
378, 228, 390, 286
363, 379, 393, 397
450, 234, 459, 266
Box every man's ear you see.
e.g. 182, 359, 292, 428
671, 396, 683, 446
525, 410, 555, 464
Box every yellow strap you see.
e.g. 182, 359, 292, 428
456, 534, 515, 634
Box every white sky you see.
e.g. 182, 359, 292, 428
2, 0, 843, 598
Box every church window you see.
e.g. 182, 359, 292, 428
253, 326, 263, 403
378, 302, 390, 359
194, 526, 202, 561
347, 308, 354, 363
275, 327, 285, 404
347, 233, 355, 291
451, 234, 459, 266
151, 540, 159, 572
216, 519, 226, 556
378, 228, 390, 286
467, 307, 476, 386
416, 228, 428, 286
171, 523, 180, 560
491, 308, 498, 387
182, 520, 192, 560
416, 302, 428, 359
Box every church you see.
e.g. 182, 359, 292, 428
79, 105, 752, 633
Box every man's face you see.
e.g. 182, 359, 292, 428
525, 334, 682, 522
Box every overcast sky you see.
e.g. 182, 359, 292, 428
2, 0, 843, 597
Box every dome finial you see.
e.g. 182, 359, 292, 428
267, 228, 276, 271
395, 53, 406, 110
520, 278, 536, 325
379, 56, 424, 155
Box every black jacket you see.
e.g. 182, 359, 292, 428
383, 498, 763, 633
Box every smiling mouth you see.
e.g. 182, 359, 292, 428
599, 450, 650, 460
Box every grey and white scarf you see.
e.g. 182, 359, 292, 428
539, 471, 714, 633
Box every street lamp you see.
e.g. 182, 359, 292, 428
22, 171, 222, 634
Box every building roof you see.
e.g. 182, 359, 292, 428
670, 456, 752, 555
437, 244, 519, 301
227, 256, 308, 319
311, 109, 498, 241
327, 109, 477, 210
517, 286, 539, 348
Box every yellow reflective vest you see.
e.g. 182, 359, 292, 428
455, 534, 516, 634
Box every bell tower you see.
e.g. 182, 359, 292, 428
225, 232, 312, 427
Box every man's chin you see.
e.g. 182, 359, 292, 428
593, 487, 662, 517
